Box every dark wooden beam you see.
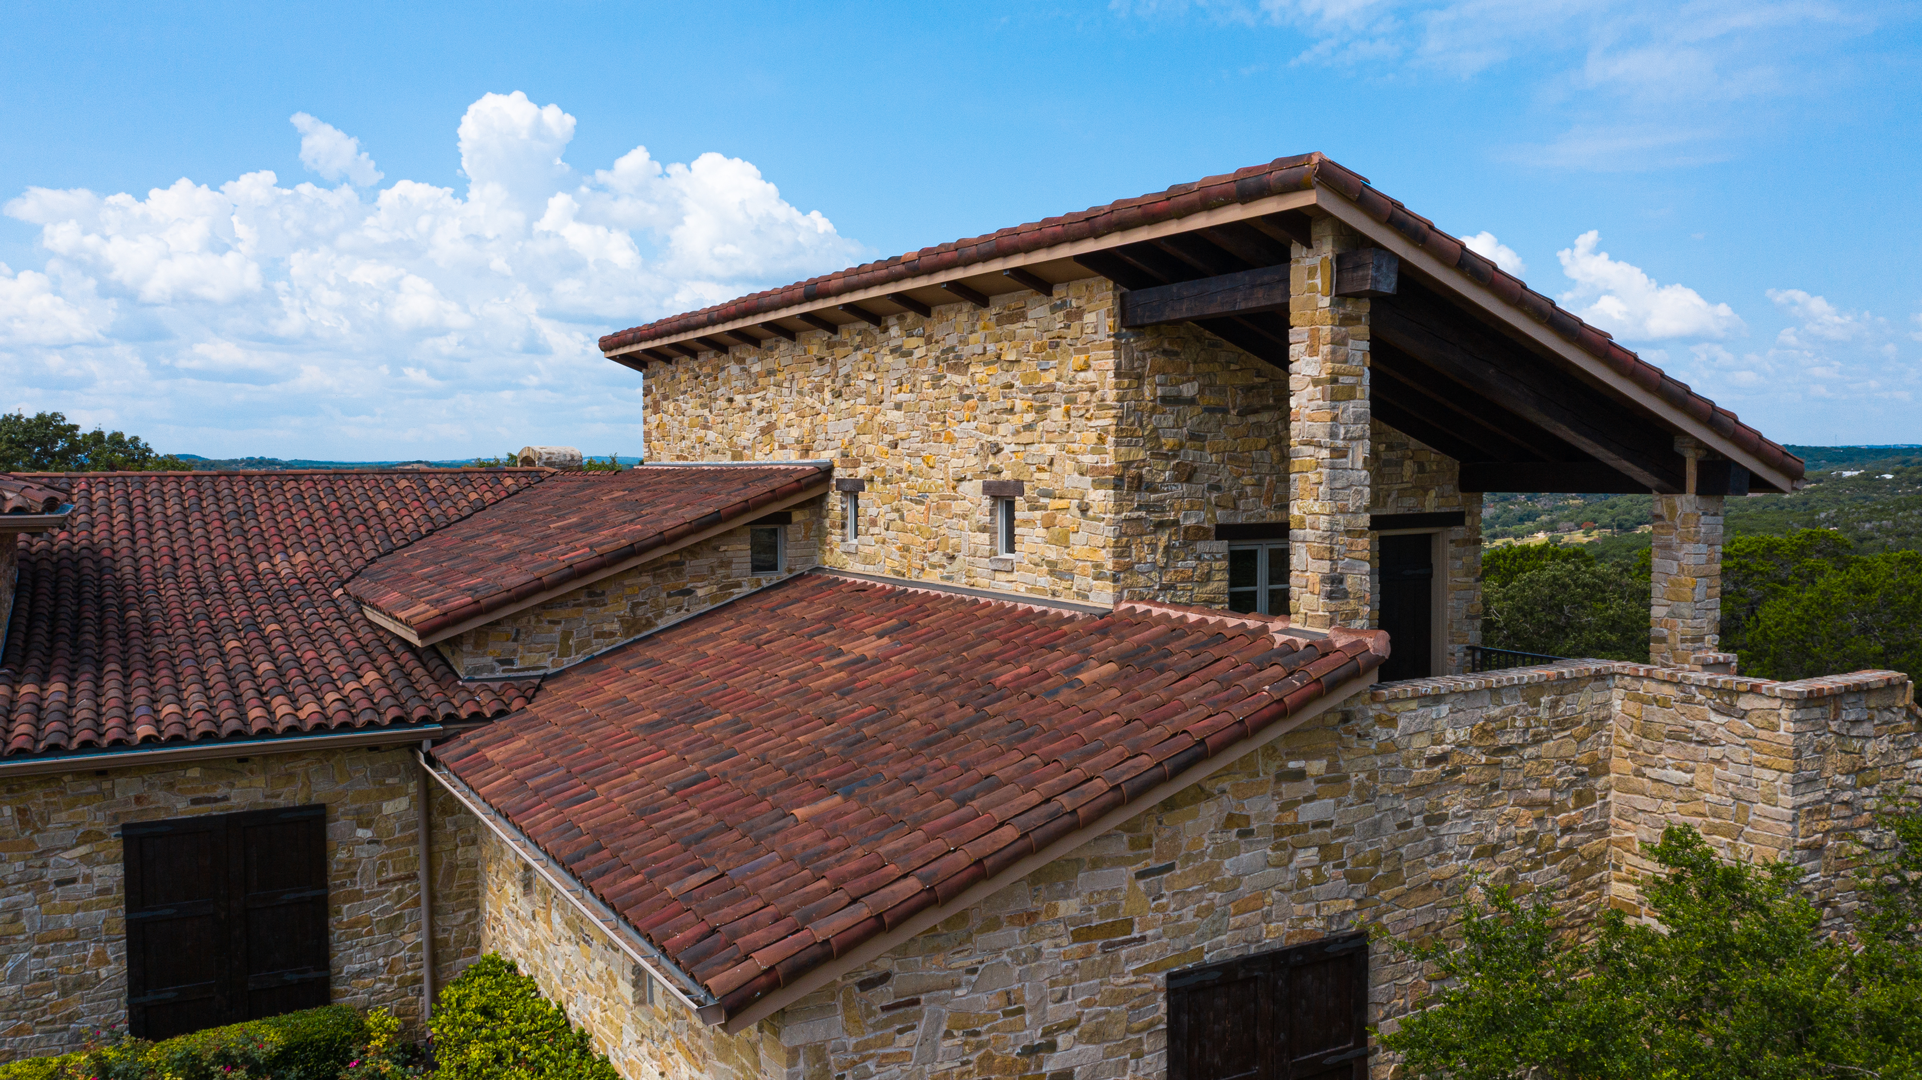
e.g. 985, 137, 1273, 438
1001, 268, 1055, 297
759, 321, 797, 342
798, 312, 840, 335
1371, 342, 1569, 461
889, 292, 932, 318
643, 347, 679, 363
1369, 395, 1490, 464
609, 353, 648, 374
1373, 286, 1683, 492
939, 280, 990, 308
1333, 249, 1397, 298
1252, 210, 1314, 248
665, 342, 701, 358
1118, 265, 1290, 328
697, 335, 738, 353
1071, 252, 1161, 291
1190, 316, 1289, 368
1197, 223, 1293, 268
728, 329, 763, 348
1112, 241, 1202, 284
1459, 462, 1654, 494
839, 303, 884, 328
1150, 233, 1245, 277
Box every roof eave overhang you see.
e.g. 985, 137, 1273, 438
362, 476, 834, 648
602, 188, 1319, 360
0, 722, 450, 778
712, 666, 1378, 1033
1309, 188, 1799, 494
0, 507, 72, 533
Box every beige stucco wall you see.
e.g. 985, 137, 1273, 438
0, 746, 465, 1061
436, 506, 827, 679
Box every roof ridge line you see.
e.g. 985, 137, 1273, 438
812, 568, 1111, 616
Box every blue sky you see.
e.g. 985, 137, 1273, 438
1, 0, 1917, 458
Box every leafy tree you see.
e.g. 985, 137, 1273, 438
0, 411, 190, 472
1483, 556, 1647, 660
1741, 550, 1922, 682
1482, 541, 1594, 590
1380, 819, 1922, 1079
1720, 530, 1856, 654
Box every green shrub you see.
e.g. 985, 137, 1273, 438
431, 955, 618, 1080
1483, 557, 1648, 661
0, 1006, 365, 1080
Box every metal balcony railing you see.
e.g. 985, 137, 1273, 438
1464, 645, 1569, 673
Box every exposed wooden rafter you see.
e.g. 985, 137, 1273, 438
1001, 268, 1055, 297
1118, 265, 1290, 328
759, 322, 797, 342
798, 312, 840, 335
889, 293, 932, 318
839, 303, 885, 328
940, 281, 990, 308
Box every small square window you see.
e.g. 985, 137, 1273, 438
844, 491, 860, 542
996, 497, 1017, 556
1227, 542, 1288, 615
750, 526, 783, 574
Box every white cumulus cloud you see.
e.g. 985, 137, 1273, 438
1461, 230, 1526, 275
0, 92, 867, 459
1556, 230, 1742, 340
291, 113, 384, 188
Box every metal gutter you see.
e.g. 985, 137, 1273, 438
0, 724, 450, 778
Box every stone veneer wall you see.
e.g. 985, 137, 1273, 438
1370, 421, 1483, 673
0, 747, 445, 1061
640, 281, 1128, 604
435, 506, 826, 679
1607, 665, 1918, 918
476, 830, 788, 1080
471, 668, 1621, 1080
1109, 322, 1287, 608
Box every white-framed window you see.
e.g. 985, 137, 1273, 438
843, 491, 859, 542
996, 497, 1017, 556
1227, 542, 1288, 615
749, 525, 784, 574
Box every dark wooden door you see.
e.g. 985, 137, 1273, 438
1377, 534, 1434, 681
124, 805, 330, 1038
1167, 933, 1368, 1080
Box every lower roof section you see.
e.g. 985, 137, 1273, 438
433, 570, 1387, 1026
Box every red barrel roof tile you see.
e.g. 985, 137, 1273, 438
0, 474, 69, 516
434, 572, 1387, 1020
0, 470, 548, 759
346, 464, 832, 641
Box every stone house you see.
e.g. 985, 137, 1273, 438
2, 153, 1917, 1080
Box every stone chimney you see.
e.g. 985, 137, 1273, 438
517, 446, 583, 469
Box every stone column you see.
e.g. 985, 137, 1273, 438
1649, 486, 1725, 668
1288, 216, 1372, 630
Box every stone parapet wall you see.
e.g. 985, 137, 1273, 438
436, 507, 826, 679
475, 830, 784, 1080
0, 748, 436, 1061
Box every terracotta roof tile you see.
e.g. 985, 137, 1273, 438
434, 571, 1385, 1020
600, 153, 1800, 482
346, 464, 832, 640
0, 474, 68, 516
0, 470, 547, 759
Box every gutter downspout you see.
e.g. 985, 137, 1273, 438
418, 740, 435, 1024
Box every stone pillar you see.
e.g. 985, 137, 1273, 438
1288, 216, 1372, 630
1649, 487, 1725, 668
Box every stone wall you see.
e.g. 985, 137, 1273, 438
1370, 421, 1483, 673
1649, 492, 1725, 667
1110, 322, 1288, 608
641, 281, 1128, 605
0, 747, 438, 1060
1607, 665, 1919, 917
475, 830, 787, 1080
436, 507, 826, 679
429, 779, 486, 991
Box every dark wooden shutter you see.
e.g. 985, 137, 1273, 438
124, 805, 330, 1038
1377, 533, 1434, 681
1167, 933, 1368, 1080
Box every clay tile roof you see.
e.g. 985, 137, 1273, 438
433, 571, 1388, 1021
0, 474, 69, 516
0, 469, 549, 759
598, 151, 1801, 482
346, 463, 833, 641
